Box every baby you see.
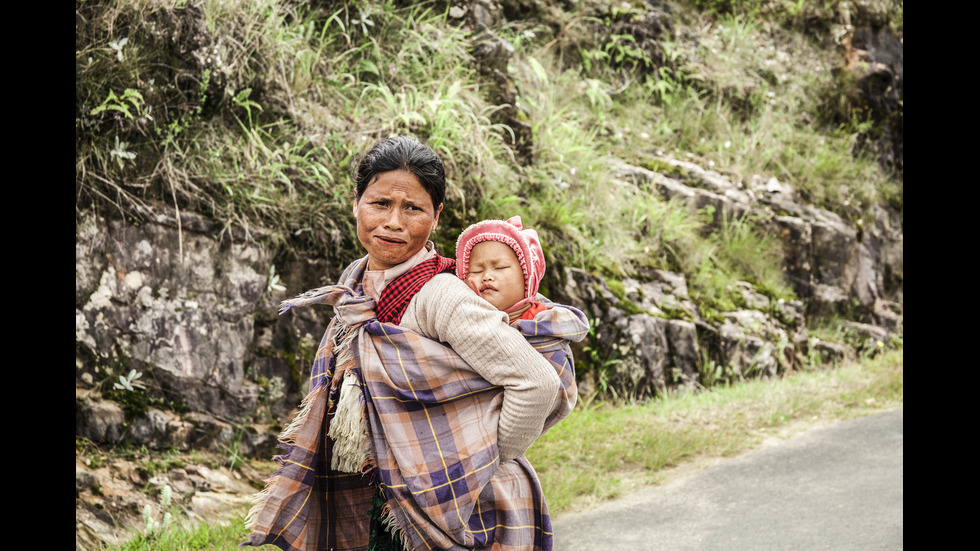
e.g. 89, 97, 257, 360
455, 215, 590, 434
454, 215, 549, 322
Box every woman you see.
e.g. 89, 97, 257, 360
244, 136, 577, 551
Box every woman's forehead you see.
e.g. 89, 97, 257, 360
362, 170, 431, 204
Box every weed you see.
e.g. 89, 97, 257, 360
90, 88, 145, 122
224, 427, 247, 472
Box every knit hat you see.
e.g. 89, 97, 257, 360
455, 215, 546, 312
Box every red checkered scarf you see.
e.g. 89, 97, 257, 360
376, 254, 456, 324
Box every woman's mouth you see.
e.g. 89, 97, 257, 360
374, 235, 406, 246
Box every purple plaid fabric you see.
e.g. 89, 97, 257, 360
355, 299, 588, 550
244, 256, 588, 551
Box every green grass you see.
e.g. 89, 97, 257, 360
101, 517, 250, 551
526, 347, 903, 517
94, 348, 902, 549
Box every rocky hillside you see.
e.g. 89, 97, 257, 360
75, 0, 902, 548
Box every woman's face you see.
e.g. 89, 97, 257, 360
353, 170, 442, 271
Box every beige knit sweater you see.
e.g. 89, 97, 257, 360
398, 272, 562, 462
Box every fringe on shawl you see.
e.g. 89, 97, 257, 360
377, 496, 413, 551
243, 382, 323, 532
243, 325, 340, 533
331, 316, 358, 369
328, 370, 371, 473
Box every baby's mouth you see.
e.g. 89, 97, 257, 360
479, 284, 497, 293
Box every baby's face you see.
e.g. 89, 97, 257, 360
466, 241, 526, 312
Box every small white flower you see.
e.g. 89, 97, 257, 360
724, 140, 731, 148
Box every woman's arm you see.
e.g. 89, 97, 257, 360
401, 273, 561, 462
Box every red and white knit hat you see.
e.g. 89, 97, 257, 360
455, 215, 546, 312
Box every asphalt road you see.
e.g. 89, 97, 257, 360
552, 407, 903, 550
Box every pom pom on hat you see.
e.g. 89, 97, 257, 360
455, 216, 546, 310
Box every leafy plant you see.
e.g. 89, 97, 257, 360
113, 369, 145, 392
108, 37, 128, 62
267, 265, 286, 293
90, 88, 145, 121
143, 485, 174, 536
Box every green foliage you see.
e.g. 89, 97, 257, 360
106, 515, 250, 551
90, 88, 145, 121
223, 426, 249, 472
135, 449, 187, 481
102, 368, 152, 418
575, 317, 623, 401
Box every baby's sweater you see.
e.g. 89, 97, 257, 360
399, 272, 561, 462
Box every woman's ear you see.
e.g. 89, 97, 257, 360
432, 203, 444, 230
352, 198, 358, 216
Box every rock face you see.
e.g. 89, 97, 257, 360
75, 207, 332, 456
76, 209, 267, 416
75, 453, 261, 550
836, 2, 904, 177
542, 156, 901, 402
612, 158, 903, 325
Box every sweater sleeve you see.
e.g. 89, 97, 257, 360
400, 273, 561, 462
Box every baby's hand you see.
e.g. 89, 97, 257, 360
466, 277, 482, 297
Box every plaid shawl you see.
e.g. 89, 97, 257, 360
244, 256, 588, 551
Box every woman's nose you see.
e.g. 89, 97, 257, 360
383, 209, 403, 229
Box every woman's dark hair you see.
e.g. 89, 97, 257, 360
353, 136, 446, 207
